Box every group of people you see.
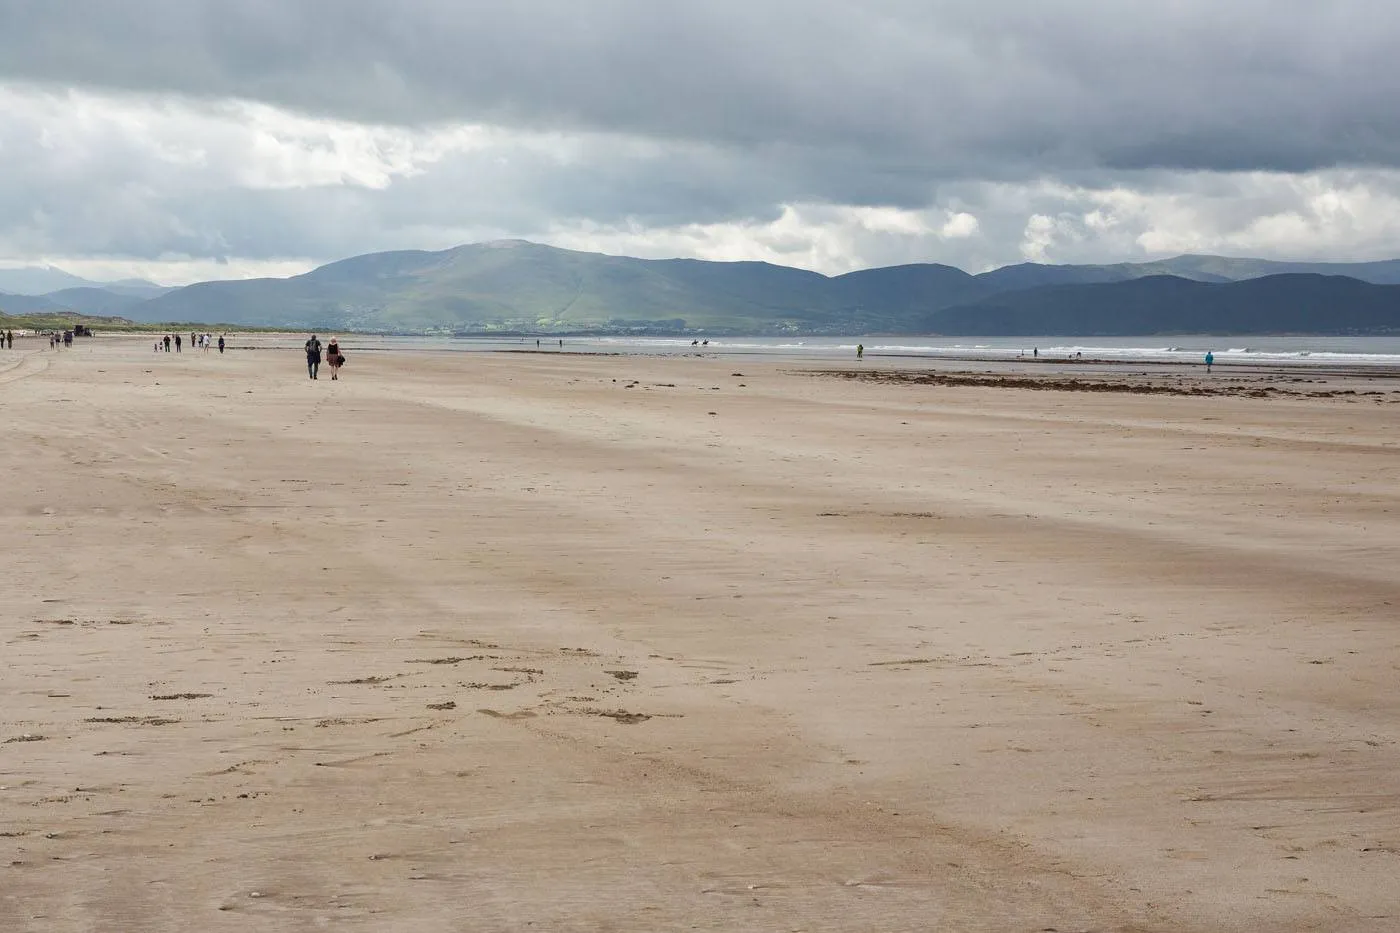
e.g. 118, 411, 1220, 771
303, 334, 345, 380
0, 329, 14, 348
144, 330, 343, 380
154, 332, 225, 353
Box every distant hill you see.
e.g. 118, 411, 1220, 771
0, 266, 101, 295
131, 240, 882, 332
975, 255, 1400, 289
1154, 254, 1400, 284
15, 242, 1400, 334
925, 274, 1400, 335
122, 243, 1034, 332
0, 265, 169, 298
0, 291, 62, 315
833, 263, 991, 318
42, 287, 145, 316
976, 261, 1173, 290
0, 308, 139, 332
101, 280, 170, 299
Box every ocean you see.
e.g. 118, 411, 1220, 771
297, 334, 1400, 370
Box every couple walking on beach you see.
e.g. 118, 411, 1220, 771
305, 335, 345, 380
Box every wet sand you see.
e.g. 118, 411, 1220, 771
2, 337, 1398, 931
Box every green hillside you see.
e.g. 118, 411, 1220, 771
131, 241, 853, 332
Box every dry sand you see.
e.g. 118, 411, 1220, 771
2, 336, 1398, 932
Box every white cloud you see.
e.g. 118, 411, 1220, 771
10, 82, 1400, 284
547, 203, 988, 274
940, 212, 980, 239
56, 256, 319, 285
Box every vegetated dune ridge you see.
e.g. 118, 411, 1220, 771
2, 336, 1397, 932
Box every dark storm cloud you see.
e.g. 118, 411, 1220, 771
7, 1, 1400, 277
4, 0, 1400, 179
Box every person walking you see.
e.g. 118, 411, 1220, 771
856, 343, 864, 361
217, 334, 225, 354
1205, 350, 1214, 374
325, 337, 343, 380
305, 334, 323, 380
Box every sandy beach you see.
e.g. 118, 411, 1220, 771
2, 336, 1398, 932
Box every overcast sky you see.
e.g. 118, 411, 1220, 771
4, 0, 1400, 284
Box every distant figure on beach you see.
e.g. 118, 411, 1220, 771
1205, 350, 1214, 373
163, 334, 171, 352
856, 343, 864, 360
174, 334, 182, 353
1033, 347, 1038, 358
63, 330, 72, 348
305, 334, 323, 380
218, 334, 225, 354
326, 337, 343, 380
559, 339, 564, 348
536, 339, 540, 348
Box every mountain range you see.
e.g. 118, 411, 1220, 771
3, 241, 1400, 335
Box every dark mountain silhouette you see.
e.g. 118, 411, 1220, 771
925, 274, 1400, 335
833, 263, 991, 320
979, 255, 1400, 289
